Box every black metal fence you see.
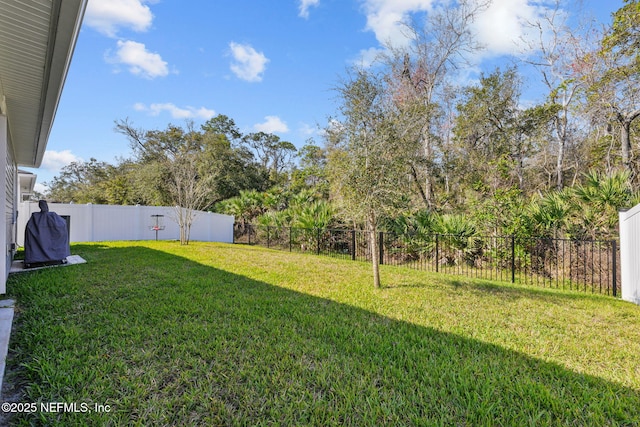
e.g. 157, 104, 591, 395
234, 224, 620, 297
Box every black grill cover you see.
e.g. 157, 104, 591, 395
24, 200, 70, 266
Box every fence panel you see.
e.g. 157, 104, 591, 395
18, 202, 234, 244
620, 205, 640, 304
234, 224, 620, 296
516, 238, 619, 296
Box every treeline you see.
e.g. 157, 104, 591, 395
46, 115, 297, 207
45, 1, 640, 241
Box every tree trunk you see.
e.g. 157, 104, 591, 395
423, 133, 434, 209
555, 141, 564, 190
621, 120, 632, 174
618, 109, 640, 179
368, 215, 381, 289
410, 165, 430, 208
555, 114, 567, 190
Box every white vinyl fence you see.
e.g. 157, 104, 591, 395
620, 204, 640, 305
17, 202, 234, 246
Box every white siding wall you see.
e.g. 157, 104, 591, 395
0, 115, 7, 294
619, 204, 640, 305
5, 131, 15, 265
17, 203, 234, 245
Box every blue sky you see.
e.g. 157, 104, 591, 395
28, 0, 622, 192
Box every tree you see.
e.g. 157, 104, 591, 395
242, 132, 297, 183
115, 119, 217, 245
591, 0, 640, 179
291, 141, 329, 194
326, 69, 416, 288
167, 151, 215, 245
199, 128, 270, 201
46, 158, 132, 204
454, 67, 553, 194
382, 0, 489, 208
45, 159, 97, 203
523, 1, 598, 189
201, 114, 242, 145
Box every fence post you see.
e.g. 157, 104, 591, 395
379, 231, 384, 265
435, 234, 439, 273
248, 224, 252, 245
351, 230, 356, 261
612, 240, 617, 297
511, 235, 516, 283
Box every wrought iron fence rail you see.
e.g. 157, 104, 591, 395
233, 224, 620, 297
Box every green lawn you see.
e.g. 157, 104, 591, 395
3, 241, 640, 426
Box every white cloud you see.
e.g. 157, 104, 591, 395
360, 0, 560, 58
254, 116, 289, 133
299, 0, 320, 18
134, 102, 216, 120
471, 0, 550, 57
351, 47, 386, 68
85, 0, 154, 37
34, 182, 48, 194
361, 0, 434, 47
229, 42, 269, 82
110, 40, 169, 79
298, 122, 316, 136
357, 0, 560, 64
40, 150, 82, 173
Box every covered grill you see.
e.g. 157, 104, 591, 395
24, 200, 70, 268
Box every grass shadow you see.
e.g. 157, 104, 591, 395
3, 243, 640, 426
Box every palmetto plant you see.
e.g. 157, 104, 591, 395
406, 210, 438, 254
292, 200, 335, 230
572, 170, 637, 238
434, 214, 480, 266
256, 210, 290, 228
386, 212, 478, 264
525, 170, 639, 240
262, 187, 291, 211
386, 210, 439, 259
289, 200, 336, 250
575, 170, 632, 207
218, 190, 265, 228
526, 189, 573, 238
254, 210, 291, 246
288, 188, 319, 210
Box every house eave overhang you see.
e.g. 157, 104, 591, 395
0, 0, 87, 167
18, 169, 37, 196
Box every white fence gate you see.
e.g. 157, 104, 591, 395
17, 202, 234, 245
620, 204, 640, 305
